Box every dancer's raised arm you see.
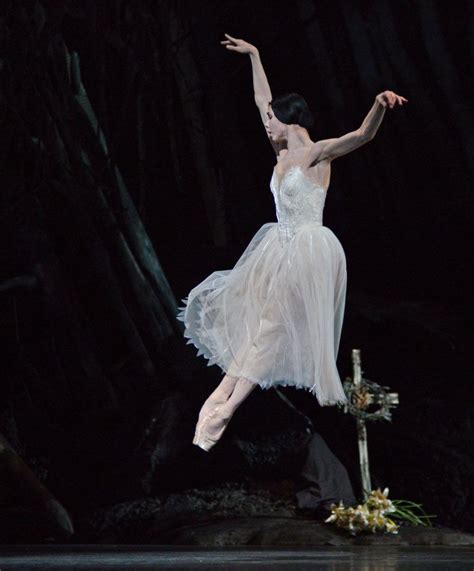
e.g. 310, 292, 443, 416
221, 33, 281, 155
305, 91, 408, 165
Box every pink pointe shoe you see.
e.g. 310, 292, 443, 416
193, 405, 232, 452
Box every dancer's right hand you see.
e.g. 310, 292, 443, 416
220, 33, 258, 55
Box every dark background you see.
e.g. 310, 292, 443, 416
0, 0, 472, 543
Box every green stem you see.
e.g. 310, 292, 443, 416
392, 507, 435, 527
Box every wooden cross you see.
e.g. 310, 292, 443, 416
342, 349, 399, 501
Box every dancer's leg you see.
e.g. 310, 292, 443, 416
203, 373, 239, 407
194, 373, 239, 439
220, 376, 257, 416
193, 376, 258, 451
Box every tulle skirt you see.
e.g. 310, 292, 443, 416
176, 222, 348, 406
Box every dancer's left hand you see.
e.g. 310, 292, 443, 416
376, 90, 408, 109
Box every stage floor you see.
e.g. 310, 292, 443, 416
1, 545, 474, 570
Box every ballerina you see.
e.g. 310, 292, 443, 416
177, 33, 407, 452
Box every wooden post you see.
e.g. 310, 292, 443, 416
352, 349, 372, 500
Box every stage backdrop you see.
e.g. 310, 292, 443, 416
0, 0, 472, 542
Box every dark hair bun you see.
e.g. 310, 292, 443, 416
270, 92, 315, 131
298, 108, 315, 130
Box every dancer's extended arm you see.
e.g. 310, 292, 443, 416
249, 50, 272, 105
305, 91, 408, 164
221, 33, 282, 155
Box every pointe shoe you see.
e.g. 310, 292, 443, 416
196, 396, 226, 427
193, 406, 232, 452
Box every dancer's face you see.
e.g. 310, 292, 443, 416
265, 104, 287, 143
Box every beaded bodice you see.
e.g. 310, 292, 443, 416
270, 165, 327, 244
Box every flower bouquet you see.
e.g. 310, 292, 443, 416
325, 487, 436, 536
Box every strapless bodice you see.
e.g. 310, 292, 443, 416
270, 165, 327, 244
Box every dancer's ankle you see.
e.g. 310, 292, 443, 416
218, 403, 234, 420
207, 393, 227, 408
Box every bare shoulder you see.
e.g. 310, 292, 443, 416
301, 140, 334, 169
306, 139, 336, 164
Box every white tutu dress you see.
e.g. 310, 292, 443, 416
177, 165, 348, 406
